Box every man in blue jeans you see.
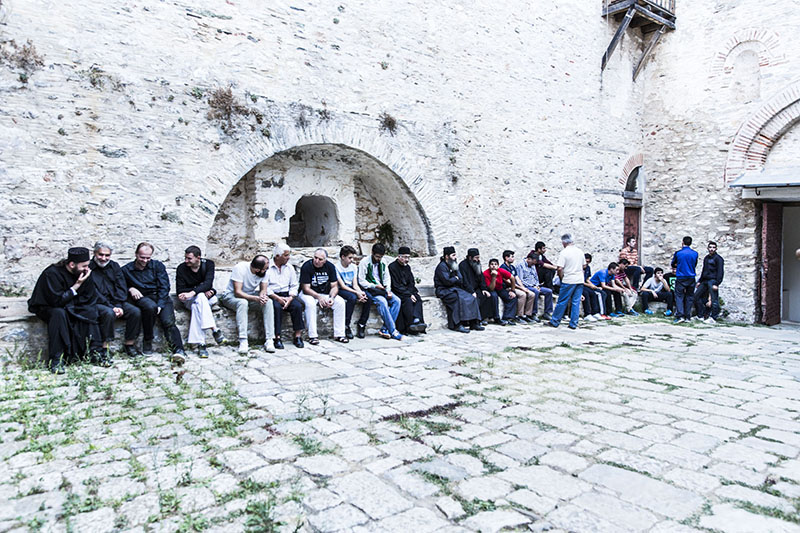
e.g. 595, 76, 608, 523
548, 234, 585, 330
671, 236, 699, 324
357, 243, 402, 340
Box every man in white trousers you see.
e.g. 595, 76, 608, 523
299, 248, 348, 344
176, 246, 225, 358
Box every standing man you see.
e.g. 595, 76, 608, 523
219, 255, 274, 353
483, 258, 518, 326
388, 246, 426, 335
548, 234, 585, 330
671, 236, 699, 324
500, 250, 534, 323
434, 246, 483, 333
299, 248, 348, 344
518, 252, 554, 322
176, 246, 225, 358
90, 241, 142, 358
357, 243, 402, 340
267, 244, 305, 348
458, 248, 492, 325
694, 241, 724, 323
335, 245, 369, 339
122, 243, 186, 364
28, 247, 104, 373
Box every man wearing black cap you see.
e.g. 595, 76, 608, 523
434, 246, 483, 333
121, 242, 186, 364
28, 247, 106, 373
388, 246, 426, 335
458, 248, 493, 324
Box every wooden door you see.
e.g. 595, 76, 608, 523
762, 203, 783, 325
623, 207, 641, 248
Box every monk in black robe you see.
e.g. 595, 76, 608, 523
27, 247, 105, 373
457, 248, 494, 324
433, 246, 484, 333
388, 246, 426, 335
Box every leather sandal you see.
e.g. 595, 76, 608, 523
334, 336, 349, 343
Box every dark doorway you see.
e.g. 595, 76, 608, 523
623, 167, 643, 252
761, 202, 783, 325
287, 195, 339, 248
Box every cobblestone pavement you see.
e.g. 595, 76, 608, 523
2, 316, 800, 533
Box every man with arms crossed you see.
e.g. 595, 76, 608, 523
219, 255, 275, 353
300, 248, 348, 344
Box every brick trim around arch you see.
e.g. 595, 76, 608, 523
709, 28, 788, 86
618, 153, 644, 186
724, 81, 800, 184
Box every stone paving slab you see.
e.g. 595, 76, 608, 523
1, 316, 800, 531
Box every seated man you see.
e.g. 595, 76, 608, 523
388, 246, 426, 335
28, 247, 104, 373
500, 250, 533, 323
434, 246, 484, 333
615, 258, 640, 316
176, 246, 225, 358
357, 243, 403, 340
458, 248, 492, 325
619, 235, 653, 289
518, 252, 554, 322
641, 267, 674, 315
483, 258, 518, 325
531, 241, 558, 290
590, 262, 623, 318
267, 244, 305, 348
299, 248, 348, 344
90, 241, 143, 358
219, 255, 275, 353
336, 245, 369, 339
122, 243, 186, 364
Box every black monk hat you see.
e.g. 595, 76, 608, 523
443, 246, 456, 256
398, 246, 411, 255
67, 247, 90, 263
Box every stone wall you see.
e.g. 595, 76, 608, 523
0, 0, 647, 304
639, 0, 800, 321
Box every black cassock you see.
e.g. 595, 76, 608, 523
28, 263, 102, 364
433, 260, 480, 329
388, 259, 424, 334
458, 259, 494, 321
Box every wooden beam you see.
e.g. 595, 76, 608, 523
633, 4, 675, 29
602, 0, 634, 17
601, 6, 636, 71
633, 24, 666, 81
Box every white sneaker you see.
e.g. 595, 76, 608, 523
704, 317, 716, 324
585, 315, 598, 322
238, 339, 249, 353
263, 342, 276, 353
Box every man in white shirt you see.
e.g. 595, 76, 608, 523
547, 234, 585, 330
219, 255, 275, 353
267, 243, 305, 349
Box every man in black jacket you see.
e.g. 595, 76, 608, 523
28, 247, 105, 373
694, 241, 725, 323
457, 248, 493, 325
434, 246, 483, 333
388, 246, 426, 335
176, 246, 225, 358
90, 242, 143, 358
122, 242, 186, 364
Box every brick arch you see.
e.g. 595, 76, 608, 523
709, 28, 787, 87
724, 80, 800, 183
199, 122, 445, 255
618, 153, 644, 186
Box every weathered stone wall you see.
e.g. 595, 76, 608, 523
639, 0, 800, 321
0, 0, 647, 301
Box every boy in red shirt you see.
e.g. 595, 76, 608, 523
483, 259, 518, 325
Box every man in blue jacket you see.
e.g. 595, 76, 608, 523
694, 241, 724, 323
122, 242, 186, 363
670, 236, 699, 324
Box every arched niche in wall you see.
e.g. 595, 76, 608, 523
730, 48, 762, 103
709, 28, 787, 92
206, 143, 434, 263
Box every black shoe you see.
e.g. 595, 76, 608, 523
531, 315, 541, 323
541, 314, 552, 321
274, 338, 284, 350
547, 322, 558, 328
356, 324, 366, 339
568, 325, 577, 330
293, 337, 304, 348
197, 345, 209, 359
470, 323, 485, 331
345, 327, 354, 340
408, 322, 427, 334
124, 344, 143, 358
507, 319, 518, 326
212, 330, 226, 345
49, 356, 66, 374
171, 349, 186, 365
142, 339, 153, 354
454, 325, 470, 333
